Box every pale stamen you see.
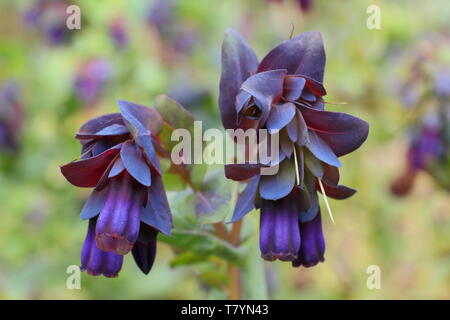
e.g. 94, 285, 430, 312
318, 178, 335, 224
292, 143, 300, 186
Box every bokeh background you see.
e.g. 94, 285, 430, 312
0, 0, 449, 299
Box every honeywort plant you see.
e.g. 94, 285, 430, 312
61, 100, 173, 276
219, 30, 368, 267
61, 96, 246, 298
391, 36, 450, 195
61, 28, 369, 298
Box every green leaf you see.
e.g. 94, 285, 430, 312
159, 229, 245, 265
154, 95, 195, 150
194, 170, 231, 224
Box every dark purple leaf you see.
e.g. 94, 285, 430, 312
76, 123, 129, 140
304, 150, 324, 178
118, 100, 163, 137
219, 29, 259, 130
259, 136, 287, 167
296, 109, 309, 146
76, 113, 124, 137
80, 188, 108, 220
235, 90, 252, 114
240, 69, 287, 125
302, 76, 327, 96
286, 114, 298, 142
140, 174, 172, 236
299, 190, 319, 222
60, 145, 120, 188
266, 102, 296, 134
230, 175, 260, 223
259, 158, 296, 200
224, 163, 261, 181
300, 106, 369, 157
108, 156, 125, 178
135, 134, 161, 175
95, 153, 120, 191
91, 137, 127, 156
306, 130, 341, 167
257, 31, 326, 83
120, 141, 151, 187
318, 183, 356, 200
280, 129, 293, 158
301, 89, 316, 102
322, 164, 339, 186
284, 76, 305, 101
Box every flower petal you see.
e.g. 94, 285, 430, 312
132, 225, 158, 275
257, 31, 326, 83
81, 219, 124, 278
219, 29, 259, 130
260, 192, 301, 261
95, 174, 144, 255
293, 211, 325, 268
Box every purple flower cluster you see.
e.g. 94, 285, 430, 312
61, 101, 172, 277
219, 30, 369, 267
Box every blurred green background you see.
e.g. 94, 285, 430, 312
0, 0, 449, 299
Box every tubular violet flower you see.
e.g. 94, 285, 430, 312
0, 82, 23, 153
74, 59, 112, 108
61, 100, 172, 277
220, 29, 369, 267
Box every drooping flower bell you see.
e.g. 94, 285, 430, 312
0, 82, 23, 153
219, 30, 369, 267
110, 17, 128, 50
74, 59, 112, 108
23, 0, 74, 46
61, 100, 172, 277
